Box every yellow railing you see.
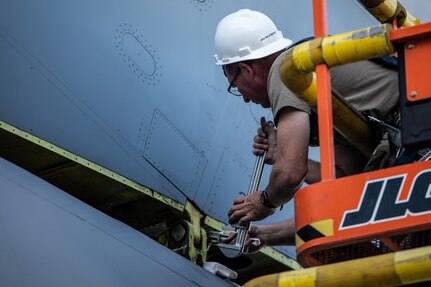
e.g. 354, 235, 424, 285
244, 246, 431, 287
279, 24, 394, 157
356, 0, 420, 28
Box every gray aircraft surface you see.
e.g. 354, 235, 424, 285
1, 0, 430, 285
0, 158, 238, 287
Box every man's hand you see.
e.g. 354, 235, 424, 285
228, 191, 275, 226
244, 224, 266, 253
253, 117, 277, 165
221, 224, 265, 254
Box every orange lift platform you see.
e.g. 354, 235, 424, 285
246, 0, 431, 286
295, 1, 431, 268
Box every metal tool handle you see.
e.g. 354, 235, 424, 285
210, 119, 273, 258
215, 151, 266, 258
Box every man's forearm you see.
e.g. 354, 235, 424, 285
256, 218, 295, 246
266, 164, 304, 207
306, 159, 321, 184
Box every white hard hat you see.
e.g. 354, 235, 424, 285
214, 9, 292, 65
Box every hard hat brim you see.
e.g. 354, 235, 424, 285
215, 37, 292, 65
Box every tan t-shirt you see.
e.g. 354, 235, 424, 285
268, 50, 399, 125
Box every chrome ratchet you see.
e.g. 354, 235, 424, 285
210, 150, 266, 258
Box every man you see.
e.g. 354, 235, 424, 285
214, 9, 399, 227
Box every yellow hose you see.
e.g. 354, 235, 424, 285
244, 246, 431, 287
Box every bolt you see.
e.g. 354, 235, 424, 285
410, 91, 417, 97
407, 43, 415, 49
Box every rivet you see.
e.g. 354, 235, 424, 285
407, 43, 415, 49
410, 91, 417, 97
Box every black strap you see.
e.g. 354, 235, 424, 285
288, 36, 315, 49
369, 55, 399, 70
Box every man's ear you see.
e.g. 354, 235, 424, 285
238, 61, 255, 77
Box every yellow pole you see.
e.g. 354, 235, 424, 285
279, 24, 395, 157
244, 246, 431, 287
356, 0, 420, 28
